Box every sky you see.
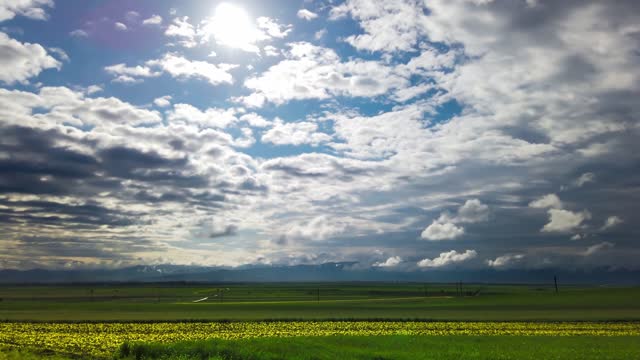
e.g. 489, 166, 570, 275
0, 0, 639, 272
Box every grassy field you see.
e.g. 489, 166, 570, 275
1, 283, 639, 321
115, 336, 640, 360
1, 283, 639, 359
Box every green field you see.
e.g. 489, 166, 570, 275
115, 336, 640, 360
1, 283, 639, 359
1, 283, 639, 321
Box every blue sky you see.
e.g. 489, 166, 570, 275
0, 0, 639, 272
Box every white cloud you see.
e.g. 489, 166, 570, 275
114, 22, 127, 31
529, 194, 563, 210
455, 199, 490, 223
282, 215, 349, 242
601, 216, 623, 230
153, 95, 172, 108
125, 11, 139, 23
330, 0, 426, 52
583, 242, 614, 256
261, 120, 331, 146
374, 256, 402, 268
165, 16, 196, 48
257, 17, 292, 38
0, 32, 60, 84
142, 15, 163, 26
147, 53, 237, 86
239, 113, 272, 128
243, 42, 407, 106
85, 85, 103, 95
105, 63, 160, 79
486, 254, 524, 268
314, 29, 327, 40
575, 172, 595, 187
69, 29, 88, 38
542, 209, 590, 233
0, 0, 53, 22
421, 220, 464, 241
297, 9, 318, 21
167, 103, 238, 129
421, 199, 489, 240
263, 45, 279, 57
418, 250, 477, 268
107, 54, 238, 86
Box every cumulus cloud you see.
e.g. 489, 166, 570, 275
164, 16, 197, 47
0, 0, 53, 22
153, 95, 172, 108
374, 256, 402, 268
257, 17, 292, 38
529, 194, 563, 210
421, 221, 464, 241
241, 42, 407, 106
601, 216, 623, 230
142, 14, 162, 26
486, 254, 525, 268
0, 32, 60, 84
261, 119, 331, 146
105, 53, 237, 86
167, 103, 239, 129
421, 199, 489, 240
297, 9, 318, 21
542, 209, 591, 233
114, 22, 127, 31
418, 250, 477, 268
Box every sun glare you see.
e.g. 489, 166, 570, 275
207, 3, 261, 52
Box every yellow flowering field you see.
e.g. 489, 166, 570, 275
1, 321, 639, 358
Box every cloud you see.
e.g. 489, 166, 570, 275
261, 120, 331, 146
374, 256, 402, 268
257, 17, 292, 38
575, 172, 595, 187
153, 95, 172, 108
164, 16, 197, 47
455, 199, 490, 223
330, 0, 426, 52
420, 221, 464, 241
114, 22, 128, 31
0, 0, 53, 22
167, 103, 239, 129
242, 42, 407, 106
142, 15, 163, 26
418, 250, 477, 268
529, 194, 563, 209
105, 54, 237, 86
583, 242, 614, 256
421, 199, 489, 240
297, 9, 318, 21
486, 254, 525, 268
0, 32, 60, 84
601, 216, 623, 230
105, 63, 161, 83
69, 29, 88, 38
542, 209, 591, 233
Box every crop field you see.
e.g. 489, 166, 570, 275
1, 283, 639, 321
1, 284, 639, 359
1, 321, 640, 359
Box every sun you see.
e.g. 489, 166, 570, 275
205, 3, 262, 53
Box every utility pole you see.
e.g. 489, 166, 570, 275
423, 284, 428, 298
317, 287, 320, 302
554, 275, 559, 294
